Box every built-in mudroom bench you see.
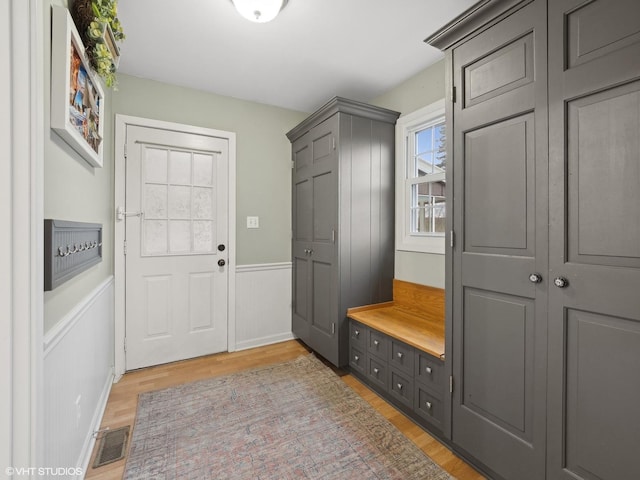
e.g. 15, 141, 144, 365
347, 279, 446, 437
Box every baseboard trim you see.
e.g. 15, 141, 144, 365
77, 367, 114, 477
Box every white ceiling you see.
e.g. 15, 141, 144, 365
116, 0, 477, 113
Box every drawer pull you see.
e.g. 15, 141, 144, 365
397, 383, 403, 390
373, 367, 379, 375
397, 352, 404, 359
426, 366, 433, 375
373, 340, 379, 346
426, 401, 432, 410
354, 330, 360, 337
354, 355, 359, 362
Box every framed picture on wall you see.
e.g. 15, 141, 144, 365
51, 6, 104, 168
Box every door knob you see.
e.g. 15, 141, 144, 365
218, 244, 226, 252
554, 277, 568, 288
529, 273, 542, 283
218, 259, 226, 267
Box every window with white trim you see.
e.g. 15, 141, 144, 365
395, 100, 446, 254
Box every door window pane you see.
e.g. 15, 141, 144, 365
142, 147, 218, 255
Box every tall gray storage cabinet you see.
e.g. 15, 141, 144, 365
427, 0, 640, 479
287, 97, 399, 368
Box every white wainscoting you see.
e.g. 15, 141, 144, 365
235, 263, 293, 351
43, 277, 114, 478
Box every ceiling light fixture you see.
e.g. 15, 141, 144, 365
231, 0, 288, 23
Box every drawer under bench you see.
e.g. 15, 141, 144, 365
347, 319, 445, 434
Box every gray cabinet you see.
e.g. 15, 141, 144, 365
427, 0, 640, 479
287, 98, 399, 367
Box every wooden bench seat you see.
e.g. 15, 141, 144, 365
346, 279, 445, 359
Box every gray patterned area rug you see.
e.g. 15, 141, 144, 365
124, 354, 454, 480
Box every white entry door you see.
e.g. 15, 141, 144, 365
124, 124, 229, 370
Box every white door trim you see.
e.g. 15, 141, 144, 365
3, 0, 45, 471
114, 115, 237, 379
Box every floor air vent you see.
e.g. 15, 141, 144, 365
93, 426, 130, 468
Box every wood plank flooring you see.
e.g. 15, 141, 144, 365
85, 340, 484, 480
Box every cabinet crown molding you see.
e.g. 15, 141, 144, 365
425, 0, 532, 51
286, 96, 399, 142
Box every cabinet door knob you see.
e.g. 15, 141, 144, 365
373, 368, 379, 375
354, 355, 359, 362
373, 340, 379, 346
426, 366, 433, 374
529, 273, 543, 283
397, 383, 403, 390
354, 330, 359, 337
426, 401, 432, 410
554, 277, 569, 288
397, 352, 403, 359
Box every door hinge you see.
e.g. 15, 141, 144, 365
331, 229, 335, 244
332, 137, 336, 150
291, 160, 295, 169
123, 240, 127, 255
331, 323, 335, 335
124, 337, 127, 353
124, 143, 128, 159
450, 230, 455, 248
452, 86, 457, 103
450, 375, 454, 394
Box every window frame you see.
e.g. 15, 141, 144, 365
395, 99, 446, 254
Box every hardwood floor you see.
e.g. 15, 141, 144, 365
85, 340, 484, 480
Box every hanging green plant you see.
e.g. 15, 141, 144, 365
71, 0, 125, 88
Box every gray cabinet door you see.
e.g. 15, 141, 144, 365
450, 1, 548, 479
547, 1, 640, 479
292, 132, 312, 342
292, 115, 340, 363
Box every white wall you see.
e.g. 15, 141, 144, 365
43, 279, 115, 477
235, 263, 294, 350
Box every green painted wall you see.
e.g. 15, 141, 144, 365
371, 59, 447, 289
373, 59, 446, 117
111, 74, 308, 266
44, 0, 115, 333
